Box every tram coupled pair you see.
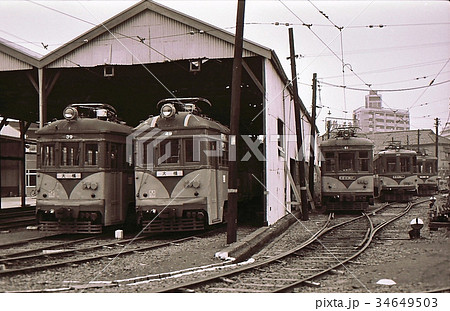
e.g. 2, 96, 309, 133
35, 99, 229, 234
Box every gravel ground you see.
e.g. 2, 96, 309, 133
0, 196, 448, 293
254, 196, 450, 293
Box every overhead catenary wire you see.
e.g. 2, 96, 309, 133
279, 0, 448, 128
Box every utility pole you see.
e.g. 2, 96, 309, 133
417, 129, 420, 154
435, 118, 439, 173
227, 0, 245, 244
288, 27, 309, 220
308, 73, 317, 204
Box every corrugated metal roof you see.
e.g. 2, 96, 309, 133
47, 9, 257, 68
0, 37, 39, 69
0, 0, 271, 71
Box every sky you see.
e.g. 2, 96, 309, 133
0, 0, 449, 135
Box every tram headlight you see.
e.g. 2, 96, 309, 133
63, 107, 78, 120
160, 103, 176, 119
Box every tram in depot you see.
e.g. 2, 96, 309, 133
319, 127, 375, 212
416, 153, 439, 196
35, 104, 134, 233
133, 98, 229, 233
373, 141, 418, 202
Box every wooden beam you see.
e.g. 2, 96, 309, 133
242, 59, 264, 94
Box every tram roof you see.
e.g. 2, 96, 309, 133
135, 111, 229, 134
376, 148, 417, 156
36, 118, 132, 136
319, 136, 374, 148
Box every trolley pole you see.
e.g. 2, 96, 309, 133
288, 27, 309, 220
435, 118, 439, 173
308, 73, 317, 204
227, 0, 246, 244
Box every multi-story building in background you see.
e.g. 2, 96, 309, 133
353, 90, 410, 133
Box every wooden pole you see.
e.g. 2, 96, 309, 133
308, 73, 317, 204
227, 0, 246, 244
435, 118, 439, 173
288, 28, 309, 220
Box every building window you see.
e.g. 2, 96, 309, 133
277, 118, 284, 157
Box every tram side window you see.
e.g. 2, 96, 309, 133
359, 151, 369, 172
324, 152, 335, 172
41, 144, 55, 167
400, 156, 410, 172
220, 140, 228, 166
339, 152, 354, 172
61, 143, 80, 166
158, 139, 179, 165
85, 144, 99, 166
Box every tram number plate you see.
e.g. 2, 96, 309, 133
339, 176, 356, 181
156, 170, 183, 177
57, 173, 81, 179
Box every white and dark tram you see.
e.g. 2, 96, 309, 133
319, 127, 375, 211
133, 98, 229, 233
35, 104, 134, 233
374, 141, 418, 202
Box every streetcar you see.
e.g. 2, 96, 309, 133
374, 141, 418, 202
132, 98, 229, 233
416, 153, 438, 196
319, 127, 375, 211
35, 104, 134, 233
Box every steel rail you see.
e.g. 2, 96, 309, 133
153, 200, 425, 293
0, 235, 195, 277
274, 201, 420, 292
0, 235, 100, 261
151, 213, 334, 293
0, 233, 65, 249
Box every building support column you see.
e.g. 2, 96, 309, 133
38, 68, 46, 128
27, 68, 60, 128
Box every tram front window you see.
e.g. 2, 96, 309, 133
41, 144, 55, 167
324, 152, 335, 172
386, 157, 396, 172
85, 144, 99, 166
158, 139, 179, 165
339, 153, 354, 172
61, 143, 80, 166
400, 156, 410, 172
359, 151, 369, 172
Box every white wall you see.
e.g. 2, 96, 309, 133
264, 59, 312, 225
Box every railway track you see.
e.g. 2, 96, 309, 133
0, 207, 36, 230
1, 226, 232, 292
0, 233, 197, 278
148, 201, 423, 293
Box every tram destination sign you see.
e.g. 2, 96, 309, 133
338, 176, 356, 181
57, 173, 81, 179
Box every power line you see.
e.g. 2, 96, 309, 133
320, 59, 450, 80
408, 58, 450, 110
240, 21, 450, 29
301, 41, 450, 59
318, 79, 450, 92
278, 0, 448, 127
